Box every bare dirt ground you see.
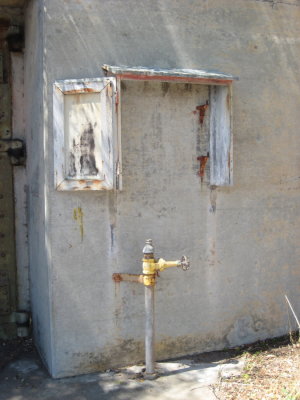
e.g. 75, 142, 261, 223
207, 335, 300, 400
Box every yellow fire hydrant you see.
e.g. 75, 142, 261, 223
112, 239, 190, 378
142, 238, 189, 286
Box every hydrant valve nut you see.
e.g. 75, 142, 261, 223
180, 255, 190, 271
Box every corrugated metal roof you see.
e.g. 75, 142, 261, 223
103, 65, 238, 82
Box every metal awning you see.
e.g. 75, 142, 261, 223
103, 65, 238, 85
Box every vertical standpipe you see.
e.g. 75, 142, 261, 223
142, 238, 156, 376
112, 239, 189, 377
145, 284, 155, 374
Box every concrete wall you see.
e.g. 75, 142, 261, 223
24, 0, 53, 371
28, 0, 300, 377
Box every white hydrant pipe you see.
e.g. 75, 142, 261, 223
141, 238, 189, 378
113, 239, 189, 379
145, 284, 155, 375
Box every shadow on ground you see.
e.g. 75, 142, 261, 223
0, 336, 290, 400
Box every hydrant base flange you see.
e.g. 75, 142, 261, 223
143, 372, 159, 380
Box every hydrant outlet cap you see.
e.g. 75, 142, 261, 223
143, 239, 154, 254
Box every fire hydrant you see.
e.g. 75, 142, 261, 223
112, 239, 190, 378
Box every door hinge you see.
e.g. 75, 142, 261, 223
0, 139, 26, 165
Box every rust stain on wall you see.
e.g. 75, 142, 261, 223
197, 153, 209, 182
112, 273, 122, 282
196, 101, 209, 126
73, 207, 84, 242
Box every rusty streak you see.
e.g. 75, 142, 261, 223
112, 273, 144, 284
117, 73, 233, 86
197, 153, 209, 182
196, 101, 209, 125
112, 273, 122, 282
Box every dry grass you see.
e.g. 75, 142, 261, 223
212, 336, 300, 400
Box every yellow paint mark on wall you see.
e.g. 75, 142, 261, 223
73, 207, 84, 242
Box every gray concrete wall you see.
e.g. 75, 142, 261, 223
30, 0, 300, 377
24, 0, 53, 371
